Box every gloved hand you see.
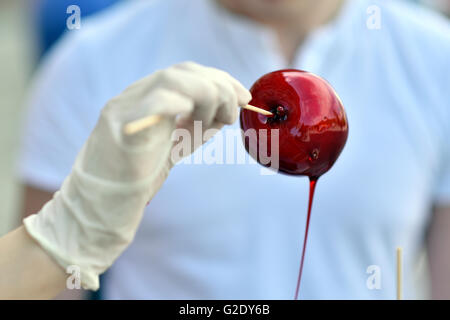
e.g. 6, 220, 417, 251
23, 62, 251, 290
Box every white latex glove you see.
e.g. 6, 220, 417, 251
23, 62, 251, 290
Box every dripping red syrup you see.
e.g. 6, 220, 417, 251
239, 70, 349, 300
294, 177, 318, 300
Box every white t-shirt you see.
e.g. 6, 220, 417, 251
20, 0, 450, 299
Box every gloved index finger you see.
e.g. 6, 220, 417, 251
173, 62, 252, 106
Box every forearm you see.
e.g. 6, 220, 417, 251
427, 205, 450, 299
0, 226, 67, 299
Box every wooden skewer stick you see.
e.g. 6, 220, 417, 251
123, 104, 273, 135
123, 115, 164, 136
242, 104, 273, 116
397, 247, 403, 300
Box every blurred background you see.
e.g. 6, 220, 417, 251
0, 0, 34, 236
0, 0, 448, 299
0, 0, 123, 236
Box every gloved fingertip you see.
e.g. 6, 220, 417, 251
238, 90, 252, 107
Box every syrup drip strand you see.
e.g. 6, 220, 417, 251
294, 177, 318, 300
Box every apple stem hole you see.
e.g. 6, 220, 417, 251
267, 105, 288, 124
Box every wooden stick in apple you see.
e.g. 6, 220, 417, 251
123, 104, 272, 135
397, 247, 403, 300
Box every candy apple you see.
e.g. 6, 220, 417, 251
240, 69, 348, 179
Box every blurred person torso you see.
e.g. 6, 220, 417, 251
20, 0, 450, 299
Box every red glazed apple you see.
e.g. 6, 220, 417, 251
240, 69, 348, 179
